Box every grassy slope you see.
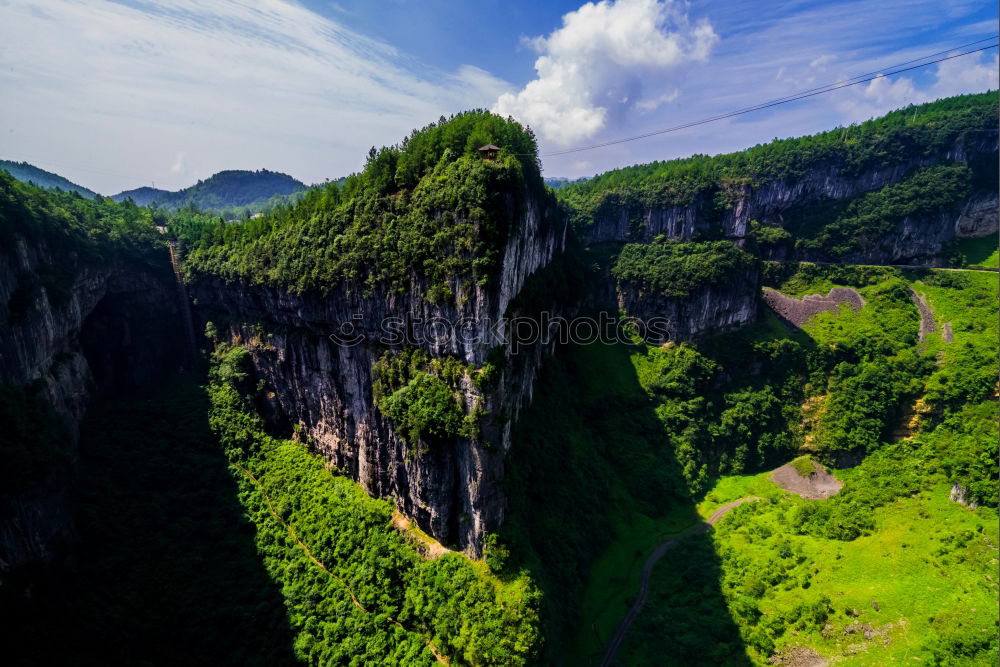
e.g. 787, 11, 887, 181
688, 473, 998, 666
618, 268, 998, 665
956, 236, 999, 269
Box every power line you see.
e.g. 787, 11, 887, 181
717, 36, 999, 114
540, 40, 999, 157
728, 35, 997, 109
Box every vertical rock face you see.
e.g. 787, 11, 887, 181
0, 236, 187, 573
615, 263, 761, 342
955, 190, 1000, 239
0, 237, 187, 429
188, 191, 566, 555
582, 135, 999, 265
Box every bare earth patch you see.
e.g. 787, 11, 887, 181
763, 287, 864, 328
769, 645, 828, 667
909, 288, 936, 344
771, 460, 843, 499
942, 321, 954, 343
392, 510, 453, 559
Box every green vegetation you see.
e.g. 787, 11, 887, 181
3, 378, 300, 666
0, 171, 162, 263
616, 264, 997, 665
761, 261, 901, 296
209, 341, 541, 665
789, 455, 815, 477
503, 258, 997, 665
183, 111, 551, 296
954, 234, 1000, 269
624, 466, 998, 665
611, 239, 755, 297
1, 172, 166, 321
0, 159, 97, 198
558, 91, 995, 215
788, 164, 972, 258
914, 270, 999, 507
501, 342, 700, 665
556, 92, 997, 262
371, 348, 484, 448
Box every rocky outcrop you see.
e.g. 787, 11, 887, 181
582, 133, 998, 266
0, 237, 188, 428
0, 235, 187, 573
950, 483, 979, 508
615, 262, 760, 341
763, 287, 864, 329
793, 189, 999, 266
189, 191, 566, 555
955, 190, 999, 238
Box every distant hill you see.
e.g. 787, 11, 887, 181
0, 160, 97, 198
544, 176, 590, 190
111, 169, 307, 210
111, 186, 170, 207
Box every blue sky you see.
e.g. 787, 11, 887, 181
0, 0, 996, 193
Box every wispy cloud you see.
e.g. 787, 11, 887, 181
0, 0, 511, 192
535, 0, 998, 176
0, 0, 994, 187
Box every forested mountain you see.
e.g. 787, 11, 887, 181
558, 92, 998, 264
111, 169, 307, 210
0, 160, 98, 198
2, 96, 997, 666
108, 185, 170, 206
182, 110, 550, 294
543, 175, 589, 189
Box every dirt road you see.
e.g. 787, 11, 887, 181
597, 497, 760, 667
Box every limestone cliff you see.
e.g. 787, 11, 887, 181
581, 133, 998, 265
615, 262, 760, 341
187, 189, 566, 555
0, 234, 187, 573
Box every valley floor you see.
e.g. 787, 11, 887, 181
509, 264, 998, 666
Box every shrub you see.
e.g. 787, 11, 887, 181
612, 239, 755, 298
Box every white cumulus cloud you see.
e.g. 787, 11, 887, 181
835, 52, 999, 123
493, 0, 717, 145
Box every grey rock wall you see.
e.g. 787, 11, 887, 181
188, 188, 566, 555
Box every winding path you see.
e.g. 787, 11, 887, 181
598, 497, 761, 667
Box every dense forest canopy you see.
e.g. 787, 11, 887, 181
0, 171, 162, 264
556, 91, 998, 228
182, 110, 551, 296
611, 239, 756, 298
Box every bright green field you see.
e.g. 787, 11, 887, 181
956, 235, 999, 269
682, 471, 999, 665
613, 267, 998, 665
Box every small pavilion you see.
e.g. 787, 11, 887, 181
477, 144, 500, 160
